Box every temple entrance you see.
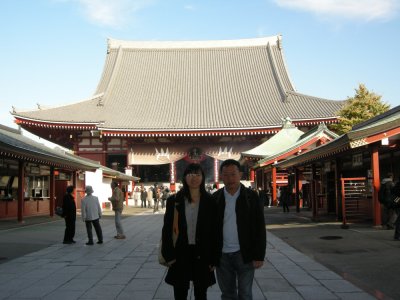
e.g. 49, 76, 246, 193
175, 156, 217, 186
107, 154, 127, 173
134, 164, 170, 183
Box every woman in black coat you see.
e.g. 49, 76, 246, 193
161, 163, 217, 300
62, 185, 76, 244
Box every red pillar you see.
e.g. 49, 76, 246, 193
17, 161, 25, 223
372, 146, 381, 226
214, 158, 219, 188
250, 169, 255, 182
170, 162, 176, 192
50, 167, 55, 217
272, 166, 277, 205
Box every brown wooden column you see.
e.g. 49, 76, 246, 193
272, 166, 277, 205
50, 166, 55, 217
261, 169, 265, 190
335, 158, 342, 221
372, 146, 381, 226
101, 137, 109, 166
17, 161, 25, 223
72, 171, 77, 204
311, 164, 317, 221
70, 133, 79, 153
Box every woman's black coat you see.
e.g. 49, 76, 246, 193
161, 191, 217, 289
62, 193, 76, 220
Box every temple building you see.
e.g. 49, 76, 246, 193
11, 35, 344, 189
275, 106, 400, 226
0, 124, 138, 221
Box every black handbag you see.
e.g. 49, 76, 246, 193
55, 206, 63, 217
392, 196, 400, 208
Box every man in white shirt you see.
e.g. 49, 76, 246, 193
214, 159, 266, 300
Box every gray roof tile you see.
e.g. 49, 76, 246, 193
13, 36, 343, 132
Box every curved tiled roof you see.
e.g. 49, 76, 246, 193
277, 105, 400, 168
0, 125, 98, 171
0, 124, 140, 181
12, 36, 343, 132
241, 121, 304, 159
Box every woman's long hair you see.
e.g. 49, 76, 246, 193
177, 163, 207, 203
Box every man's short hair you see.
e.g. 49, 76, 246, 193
220, 159, 241, 173
111, 181, 118, 188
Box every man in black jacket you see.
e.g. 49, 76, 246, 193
214, 159, 266, 300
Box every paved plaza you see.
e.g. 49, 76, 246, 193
0, 208, 377, 300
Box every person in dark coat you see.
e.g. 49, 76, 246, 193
258, 187, 267, 207
392, 181, 400, 241
280, 186, 290, 213
140, 184, 147, 208
213, 159, 266, 300
161, 163, 217, 300
62, 185, 76, 244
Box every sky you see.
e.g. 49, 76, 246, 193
1, 0, 400, 132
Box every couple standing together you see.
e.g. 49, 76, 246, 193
161, 159, 266, 300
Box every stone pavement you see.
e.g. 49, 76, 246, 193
0, 210, 375, 300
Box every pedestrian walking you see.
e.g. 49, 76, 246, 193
281, 186, 290, 213
81, 186, 103, 245
147, 186, 153, 208
154, 185, 161, 213
134, 186, 141, 207
62, 185, 76, 244
161, 186, 170, 209
108, 181, 126, 239
392, 181, 400, 241
379, 173, 397, 229
141, 185, 147, 208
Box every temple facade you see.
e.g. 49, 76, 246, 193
12, 35, 343, 189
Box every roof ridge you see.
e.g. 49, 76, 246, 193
266, 43, 287, 102
0, 124, 21, 134
286, 90, 343, 102
12, 94, 104, 114
99, 47, 123, 107
107, 36, 281, 50
352, 105, 400, 130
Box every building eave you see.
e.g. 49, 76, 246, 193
14, 117, 99, 130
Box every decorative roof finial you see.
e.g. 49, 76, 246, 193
281, 117, 294, 128
277, 35, 282, 50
